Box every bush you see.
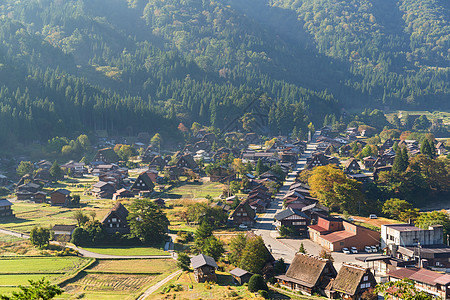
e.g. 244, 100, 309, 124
258, 290, 269, 298
248, 274, 268, 293
177, 252, 191, 271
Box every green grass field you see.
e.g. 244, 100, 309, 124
0, 257, 88, 274
169, 181, 224, 199
81, 246, 169, 256
0, 232, 23, 243
0, 256, 92, 296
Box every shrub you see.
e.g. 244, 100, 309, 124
258, 290, 269, 298
248, 274, 268, 293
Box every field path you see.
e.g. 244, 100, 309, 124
0, 227, 175, 259
137, 270, 182, 300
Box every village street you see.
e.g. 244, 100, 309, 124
253, 132, 381, 270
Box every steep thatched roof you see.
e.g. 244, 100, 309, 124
331, 264, 370, 296
285, 253, 335, 288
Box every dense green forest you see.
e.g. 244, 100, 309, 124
0, 0, 448, 149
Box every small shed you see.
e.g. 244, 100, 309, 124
50, 189, 71, 206
52, 224, 77, 241
191, 254, 218, 283
0, 199, 14, 217
230, 268, 253, 285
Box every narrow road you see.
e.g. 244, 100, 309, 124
253, 132, 320, 263
137, 270, 182, 300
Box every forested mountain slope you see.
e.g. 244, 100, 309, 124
0, 0, 448, 148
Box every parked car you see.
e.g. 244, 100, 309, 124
369, 214, 378, 219
365, 246, 372, 253
371, 246, 378, 252
350, 247, 358, 254
342, 248, 350, 254
239, 224, 248, 230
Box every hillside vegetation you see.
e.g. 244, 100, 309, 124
0, 0, 448, 149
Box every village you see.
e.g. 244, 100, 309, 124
0, 115, 449, 300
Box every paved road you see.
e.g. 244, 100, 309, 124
137, 270, 182, 300
253, 132, 382, 270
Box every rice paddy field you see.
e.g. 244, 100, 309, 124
61, 258, 177, 299
0, 256, 92, 297
81, 246, 169, 256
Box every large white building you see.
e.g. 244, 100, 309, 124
381, 223, 443, 249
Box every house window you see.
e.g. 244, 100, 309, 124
243, 213, 247, 216
340, 242, 344, 246
237, 213, 241, 216
112, 218, 117, 222
360, 283, 370, 289
292, 222, 306, 225
363, 276, 368, 281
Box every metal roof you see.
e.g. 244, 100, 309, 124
0, 199, 13, 207
229, 268, 252, 277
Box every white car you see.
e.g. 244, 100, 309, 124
238, 224, 248, 230
365, 246, 372, 253
369, 214, 378, 219
342, 248, 350, 254
350, 247, 358, 254
371, 246, 378, 252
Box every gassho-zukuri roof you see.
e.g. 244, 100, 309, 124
331, 264, 368, 295
52, 224, 77, 232
230, 268, 252, 277
279, 253, 335, 288
190, 254, 218, 269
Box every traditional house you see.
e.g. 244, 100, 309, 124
249, 198, 267, 213
51, 225, 77, 241
101, 202, 130, 234
387, 268, 450, 299
274, 208, 310, 237
373, 166, 392, 181
35, 160, 52, 170
191, 254, 218, 283
340, 145, 352, 156
436, 142, 447, 155
50, 189, 71, 206
131, 172, 155, 194
301, 202, 329, 223
230, 268, 253, 285
0, 199, 13, 217
309, 216, 380, 252
33, 191, 47, 203
149, 155, 166, 169
230, 201, 256, 226
112, 188, 134, 201
91, 181, 116, 199
305, 153, 331, 169
210, 201, 230, 213
328, 264, 377, 299
362, 156, 377, 169
176, 154, 198, 171
343, 158, 360, 173
92, 148, 119, 164
276, 253, 337, 296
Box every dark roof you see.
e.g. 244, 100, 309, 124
52, 224, 77, 232
274, 208, 310, 221
132, 172, 155, 190
51, 189, 71, 195
190, 254, 217, 269
301, 202, 329, 212
231, 201, 256, 219
285, 253, 335, 288
0, 199, 13, 207
230, 268, 252, 277
331, 264, 368, 295
101, 202, 129, 223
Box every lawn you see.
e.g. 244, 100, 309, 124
62, 259, 177, 300
81, 246, 169, 256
